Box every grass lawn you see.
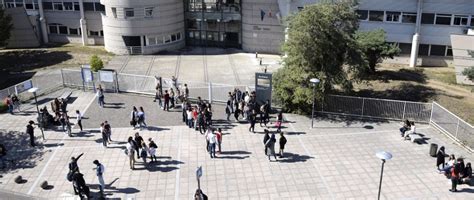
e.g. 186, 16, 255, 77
347, 65, 474, 124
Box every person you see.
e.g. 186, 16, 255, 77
65, 115, 72, 137
207, 130, 217, 158
140, 141, 148, 166
225, 100, 232, 121
100, 123, 108, 147
265, 133, 277, 161
194, 189, 208, 200
69, 153, 84, 173
11, 94, 20, 112
51, 98, 60, 114
60, 98, 68, 113
59, 112, 67, 132
130, 106, 138, 128
184, 84, 189, 99
137, 107, 147, 128
260, 100, 270, 127
216, 128, 222, 153
96, 86, 105, 108
436, 146, 448, 170
93, 160, 105, 194
148, 138, 158, 163
403, 121, 416, 140
104, 121, 112, 143
439, 154, 456, 174
279, 132, 287, 158
126, 137, 136, 169
182, 100, 188, 123
263, 129, 270, 154
187, 108, 193, 128
450, 162, 461, 192
72, 171, 90, 198
170, 88, 175, 108
26, 120, 35, 147
172, 76, 178, 88
276, 111, 283, 132
5, 95, 13, 114
134, 132, 144, 159
163, 90, 170, 111
249, 110, 256, 133
399, 119, 411, 136
461, 162, 472, 184
75, 110, 83, 132
234, 100, 240, 121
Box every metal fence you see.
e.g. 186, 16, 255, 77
316, 94, 433, 123
0, 71, 62, 101
430, 102, 474, 151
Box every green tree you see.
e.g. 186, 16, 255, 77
355, 29, 401, 73
0, 7, 13, 47
462, 67, 474, 82
274, 2, 367, 113
90, 55, 104, 72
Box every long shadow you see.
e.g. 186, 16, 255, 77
278, 152, 314, 163
133, 158, 184, 173
211, 119, 237, 130
146, 126, 170, 132
346, 82, 437, 102
366, 68, 427, 83
217, 150, 252, 160
0, 130, 47, 173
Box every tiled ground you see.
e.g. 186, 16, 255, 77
1, 91, 474, 200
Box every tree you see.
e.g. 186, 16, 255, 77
90, 55, 104, 72
274, 2, 367, 114
462, 67, 474, 82
355, 29, 400, 73
0, 7, 13, 47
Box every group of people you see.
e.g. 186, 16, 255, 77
67, 153, 105, 198
263, 129, 287, 161
204, 128, 223, 158
399, 119, 416, 140
99, 121, 112, 147
154, 78, 189, 112
183, 97, 213, 134
436, 146, 472, 192
125, 132, 159, 169
130, 106, 147, 129
3, 94, 20, 114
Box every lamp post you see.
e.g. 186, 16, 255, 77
310, 78, 320, 128
28, 87, 45, 140
376, 151, 392, 200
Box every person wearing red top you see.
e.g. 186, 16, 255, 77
192, 107, 198, 130
216, 128, 222, 153
450, 162, 461, 192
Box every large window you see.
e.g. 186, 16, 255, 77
356, 10, 369, 21
49, 25, 58, 34
74, 2, 80, 11
69, 28, 80, 35
53, 2, 63, 11
402, 13, 417, 23
453, 15, 468, 26
89, 31, 99, 36
430, 45, 446, 56
83, 2, 94, 11
369, 11, 384, 22
399, 43, 412, 55
421, 13, 435, 24
95, 3, 105, 12
58, 26, 68, 34
435, 14, 451, 25
145, 7, 154, 18
125, 8, 134, 18
419, 44, 430, 56
63, 2, 73, 11
43, 2, 53, 10
385, 11, 401, 22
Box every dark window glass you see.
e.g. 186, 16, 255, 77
399, 43, 412, 55
49, 25, 58, 34
125, 8, 134, 17
100, 30, 104, 36
453, 16, 468, 26
472, 18, 474, 26
430, 45, 446, 56
95, 3, 105, 12
402, 13, 417, 23
74, 2, 80, 11
69, 28, 78, 35
53, 3, 63, 11
171, 34, 177, 41
356, 10, 368, 20
89, 31, 99, 36
63, 2, 73, 10
435, 14, 451, 25
83, 2, 94, 11
25, 3, 34, 9
15, 2, 23, 7
421, 13, 435, 24
177, 32, 181, 40
43, 2, 53, 10
369, 11, 384, 22
419, 44, 429, 56
59, 26, 68, 34
385, 12, 401, 22
446, 47, 453, 56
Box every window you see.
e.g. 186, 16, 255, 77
89, 31, 99, 36
95, 3, 105, 12
25, 3, 34, 10
402, 13, 417, 23
111, 7, 117, 18
164, 36, 171, 43
15, 1, 22, 7
73, 2, 80, 11
69, 28, 79, 35
453, 15, 468, 26
177, 32, 181, 40
356, 10, 368, 21
83, 2, 94, 11
5, 2, 15, 8
148, 37, 156, 45
385, 12, 401, 22
43, 2, 53, 10
446, 46, 453, 56
369, 11, 384, 22
49, 25, 58, 34
100, 30, 103, 36
430, 45, 446, 56
421, 13, 435, 24
58, 26, 68, 34
125, 8, 134, 18
171, 34, 177, 42
145, 7, 153, 17
472, 16, 474, 26
435, 14, 451, 25
399, 43, 412, 55
53, 2, 63, 11
419, 44, 430, 56
64, 2, 73, 11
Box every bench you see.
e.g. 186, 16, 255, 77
59, 89, 73, 101
408, 134, 423, 143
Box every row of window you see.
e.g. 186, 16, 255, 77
147, 32, 182, 46
110, 7, 154, 19
48, 23, 103, 37
3, 0, 104, 12
357, 10, 474, 26
396, 43, 453, 57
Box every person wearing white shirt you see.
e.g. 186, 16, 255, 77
403, 122, 416, 140
75, 110, 83, 131
207, 130, 217, 158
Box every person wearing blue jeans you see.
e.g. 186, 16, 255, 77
208, 131, 217, 158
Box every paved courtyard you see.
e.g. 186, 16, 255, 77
1, 88, 474, 200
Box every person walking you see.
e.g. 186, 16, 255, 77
208, 130, 217, 158
263, 129, 270, 155
278, 132, 287, 158
26, 121, 36, 147
126, 137, 136, 170
93, 160, 105, 195
134, 132, 144, 159
104, 121, 112, 143
276, 111, 283, 132
265, 133, 277, 161
138, 107, 147, 128
100, 123, 108, 147
260, 100, 270, 127
75, 110, 83, 132
216, 128, 222, 154
170, 88, 175, 108
140, 141, 148, 166
130, 106, 138, 129
69, 153, 84, 173
163, 90, 170, 111
249, 110, 256, 133
148, 138, 158, 163
225, 100, 232, 121
96, 86, 105, 108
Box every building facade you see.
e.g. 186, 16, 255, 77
2, 0, 474, 67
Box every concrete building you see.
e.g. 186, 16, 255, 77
1, 0, 473, 69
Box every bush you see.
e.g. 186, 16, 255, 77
90, 55, 104, 72
0, 102, 7, 113
462, 67, 474, 82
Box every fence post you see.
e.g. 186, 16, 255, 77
455, 119, 460, 138
115, 72, 119, 93
208, 82, 213, 104
361, 98, 365, 116
402, 101, 407, 120
429, 102, 435, 124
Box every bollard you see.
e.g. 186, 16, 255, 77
255, 52, 258, 58
14, 176, 23, 184
40, 181, 49, 189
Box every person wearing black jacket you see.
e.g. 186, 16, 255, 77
134, 132, 144, 159
26, 121, 35, 147
263, 129, 270, 155
436, 146, 448, 170
69, 153, 84, 173
248, 110, 256, 133
279, 132, 287, 158
72, 172, 89, 198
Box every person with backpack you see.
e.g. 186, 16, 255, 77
265, 133, 277, 161
126, 137, 136, 170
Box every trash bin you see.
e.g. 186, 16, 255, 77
430, 143, 438, 157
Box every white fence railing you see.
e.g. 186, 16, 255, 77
0, 71, 62, 101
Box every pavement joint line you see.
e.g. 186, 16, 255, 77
175, 54, 181, 78
174, 127, 183, 200
118, 56, 131, 73
145, 56, 156, 76
227, 54, 241, 85
28, 93, 97, 194
285, 115, 335, 200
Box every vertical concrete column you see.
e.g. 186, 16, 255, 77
37, 0, 48, 43
79, 0, 88, 46
409, 0, 423, 67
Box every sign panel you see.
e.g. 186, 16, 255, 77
81, 66, 93, 83
255, 72, 272, 107
15, 80, 33, 94
99, 70, 114, 83
196, 166, 202, 179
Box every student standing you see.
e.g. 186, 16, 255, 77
134, 132, 144, 159
170, 88, 175, 108
187, 108, 193, 128
450, 162, 461, 192
265, 133, 277, 161
148, 138, 158, 163
248, 110, 256, 133
126, 137, 136, 170
140, 141, 148, 166
26, 120, 36, 147
216, 128, 222, 153
130, 106, 138, 128
225, 100, 232, 121
104, 121, 112, 143
100, 123, 108, 147
96, 86, 105, 108
208, 130, 217, 158
93, 160, 105, 195
184, 84, 189, 99
436, 146, 447, 170
163, 90, 170, 111
279, 132, 287, 158
75, 110, 83, 132
5, 95, 13, 114
69, 153, 84, 173
263, 129, 270, 154
276, 111, 283, 132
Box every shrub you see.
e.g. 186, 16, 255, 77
462, 67, 474, 82
90, 55, 104, 72
0, 102, 7, 113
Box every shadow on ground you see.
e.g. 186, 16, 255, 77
0, 131, 47, 173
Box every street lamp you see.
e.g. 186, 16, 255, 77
376, 151, 392, 200
310, 78, 320, 128
28, 87, 45, 140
